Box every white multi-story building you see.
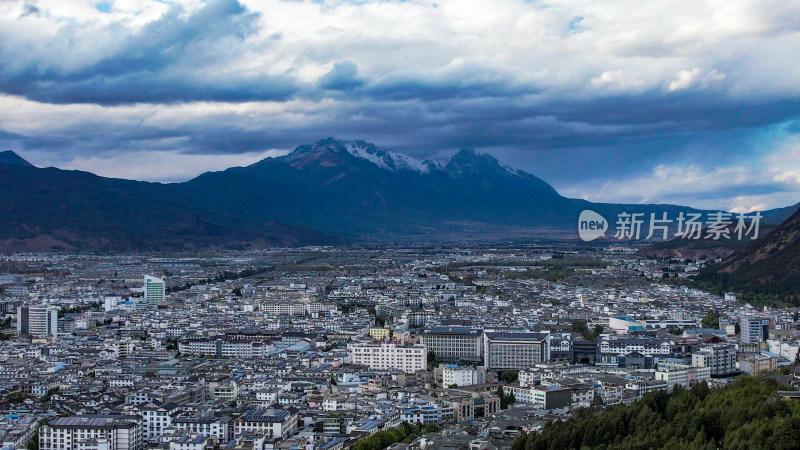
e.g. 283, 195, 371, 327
39, 415, 143, 450
741, 316, 769, 343
260, 303, 306, 316
138, 403, 178, 440
598, 337, 671, 357
178, 338, 272, 358
17, 305, 59, 339
348, 343, 427, 373
483, 331, 551, 370
692, 344, 737, 376
144, 275, 165, 305
172, 414, 232, 441
419, 327, 483, 363
233, 408, 298, 441
441, 364, 486, 387
655, 365, 711, 389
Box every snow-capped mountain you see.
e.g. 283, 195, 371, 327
0, 138, 719, 250
284, 137, 442, 173
343, 140, 442, 173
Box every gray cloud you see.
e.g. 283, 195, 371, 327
0, 0, 299, 104
1, 0, 800, 210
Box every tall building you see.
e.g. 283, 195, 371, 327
419, 327, 483, 363
692, 344, 738, 376
17, 305, 59, 338
740, 316, 769, 343
39, 415, 143, 450
144, 275, 166, 305
483, 331, 551, 370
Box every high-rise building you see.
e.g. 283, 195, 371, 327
17, 305, 59, 339
483, 331, 551, 370
740, 316, 769, 343
144, 275, 165, 305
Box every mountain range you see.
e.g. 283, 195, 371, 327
0, 140, 794, 251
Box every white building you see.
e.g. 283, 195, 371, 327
655, 365, 711, 389
233, 408, 298, 441
692, 344, 737, 376
17, 305, 59, 339
144, 275, 165, 305
598, 337, 671, 357
138, 402, 178, 439
419, 327, 483, 363
178, 338, 272, 358
741, 316, 769, 343
483, 331, 551, 370
441, 365, 486, 387
608, 316, 645, 334
39, 415, 143, 450
172, 414, 231, 441
348, 343, 427, 372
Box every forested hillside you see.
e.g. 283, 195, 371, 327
512, 376, 800, 450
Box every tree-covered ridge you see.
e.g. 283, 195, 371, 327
695, 207, 800, 307
512, 376, 800, 450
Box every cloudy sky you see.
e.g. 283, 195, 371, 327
1, 0, 799, 212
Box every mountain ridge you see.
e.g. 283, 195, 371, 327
0, 138, 795, 251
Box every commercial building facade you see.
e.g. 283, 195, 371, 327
483, 331, 551, 370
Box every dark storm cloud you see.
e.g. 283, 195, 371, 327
319, 61, 365, 91
2, 0, 800, 209
0, 0, 299, 104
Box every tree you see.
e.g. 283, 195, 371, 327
794, 348, 800, 366
423, 423, 440, 433
497, 386, 516, 409
448, 383, 459, 389
590, 393, 604, 410
427, 351, 438, 367
6, 391, 27, 403
701, 312, 719, 329
500, 369, 518, 383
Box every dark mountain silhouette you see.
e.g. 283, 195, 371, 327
0, 150, 34, 167
0, 138, 788, 251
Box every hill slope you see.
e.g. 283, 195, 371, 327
0, 150, 34, 167
696, 207, 800, 304
513, 376, 800, 450
0, 163, 343, 251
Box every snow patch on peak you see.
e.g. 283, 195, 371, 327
344, 141, 440, 173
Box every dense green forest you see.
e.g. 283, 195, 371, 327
512, 376, 800, 450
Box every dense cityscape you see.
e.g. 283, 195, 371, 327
3, 0, 800, 448
0, 244, 796, 449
